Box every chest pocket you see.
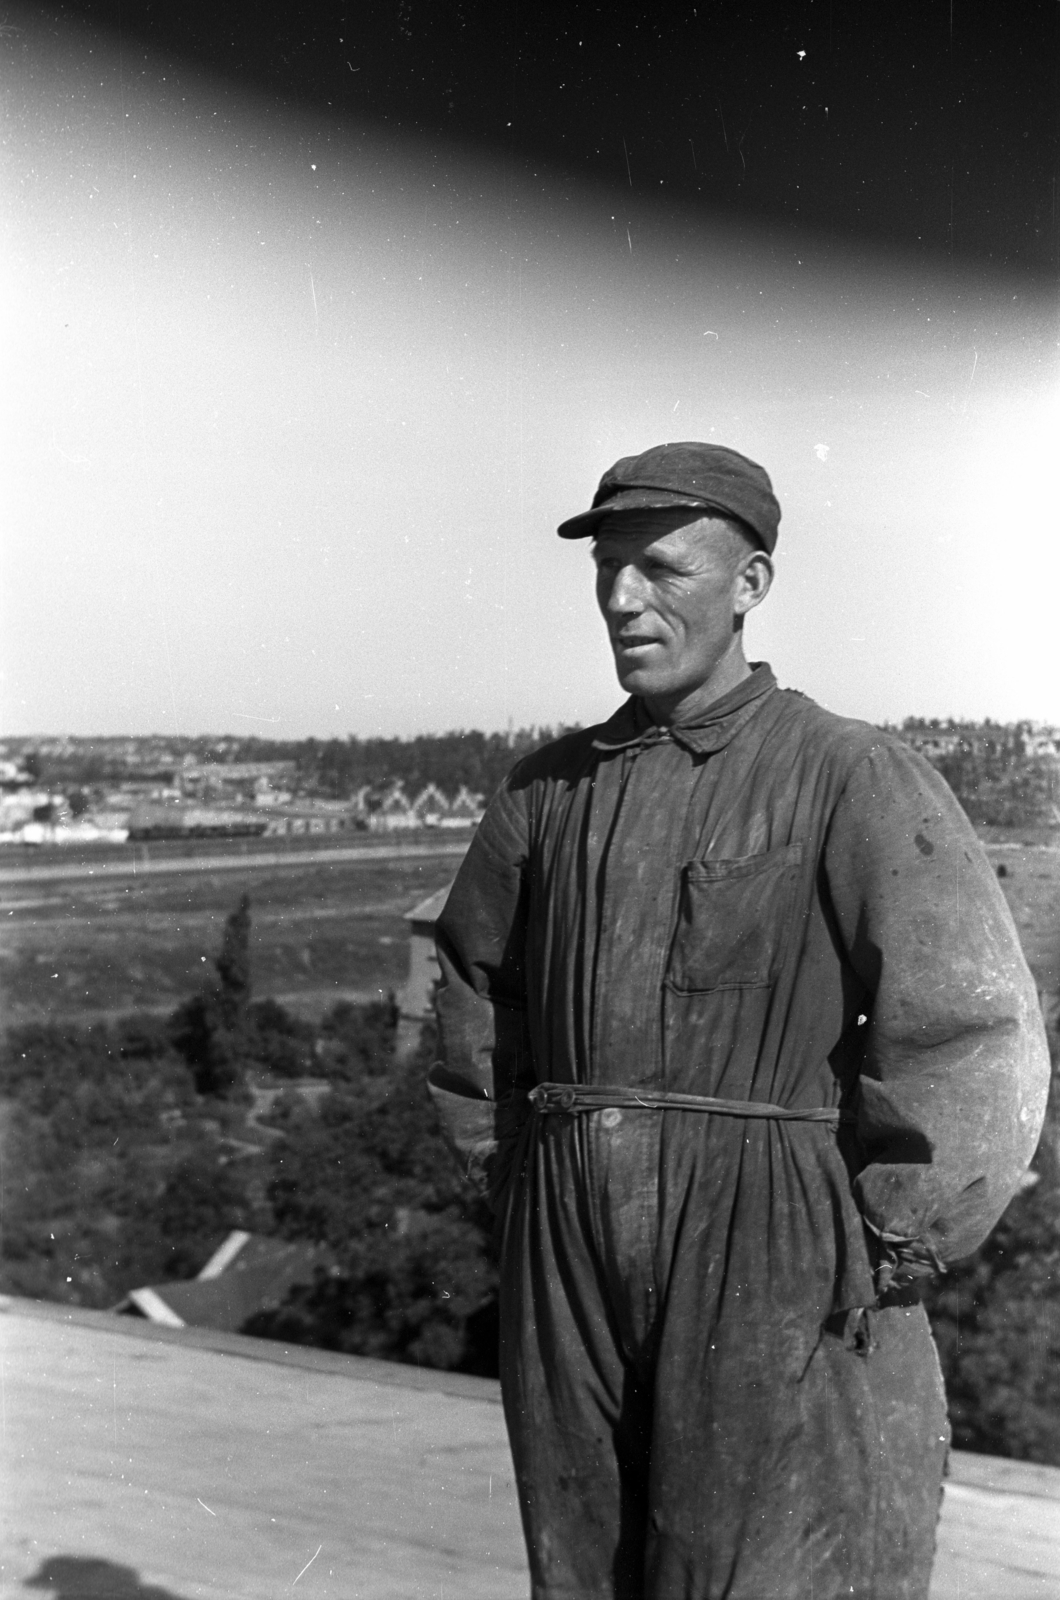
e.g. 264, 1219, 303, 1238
667, 841, 803, 994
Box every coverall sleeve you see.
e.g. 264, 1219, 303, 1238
428, 776, 534, 1209
824, 739, 1050, 1277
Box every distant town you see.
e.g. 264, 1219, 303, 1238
0, 730, 504, 847
1, 718, 1059, 845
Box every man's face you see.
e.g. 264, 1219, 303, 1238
592, 512, 766, 710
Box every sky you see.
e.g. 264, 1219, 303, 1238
3, 10, 1058, 738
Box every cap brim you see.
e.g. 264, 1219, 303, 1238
557, 489, 713, 540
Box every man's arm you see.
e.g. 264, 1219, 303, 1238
825, 739, 1050, 1276
428, 779, 534, 1209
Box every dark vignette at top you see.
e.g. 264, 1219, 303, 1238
36, 0, 1060, 278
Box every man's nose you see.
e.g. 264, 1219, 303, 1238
607, 564, 647, 614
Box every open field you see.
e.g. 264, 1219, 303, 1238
0, 828, 1057, 1030
0, 840, 466, 1026
982, 840, 1060, 1001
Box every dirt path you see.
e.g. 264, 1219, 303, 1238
0, 839, 469, 886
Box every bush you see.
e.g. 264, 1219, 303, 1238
251, 1021, 498, 1373
243, 999, 316, 1078
245, 1217, 496, 1371
315, 997, 399, 1081
0, 1018, 254, 1307
119, 1149, 258, 1287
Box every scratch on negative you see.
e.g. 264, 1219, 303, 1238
197, 1499, 216, 1516
294, 1545, 323, 1584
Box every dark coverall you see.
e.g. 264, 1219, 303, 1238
429, 666, 1049, 1600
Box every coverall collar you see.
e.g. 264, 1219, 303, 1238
592, 662, 777, 755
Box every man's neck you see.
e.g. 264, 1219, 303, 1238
642, 647, 753, 728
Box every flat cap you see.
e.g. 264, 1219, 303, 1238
557, 441, 781, 553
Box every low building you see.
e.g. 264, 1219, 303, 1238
0, 791, 52, 831
395, 884, 453, 1059
251, 775, 294, 806
905, 732, 964, 759
15, 819, 129, 846
113, 1231, 331, 1333
438, 785, 485, 828
180, 760, 298, 795
369, 785, 418, 832
126, 803, 269, 842
83, 809, 133, 832
0, 759, 35, 790
411, 783, 451, 827
260, 806, 364, 838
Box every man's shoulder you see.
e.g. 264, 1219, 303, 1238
768, 687, 910, 776
498, 691, 920, 795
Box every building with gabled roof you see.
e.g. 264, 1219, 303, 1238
438, 785, 484, 828
114, 1231, 330, 1333
370, 783, 418, 831
411, 783, 450, 826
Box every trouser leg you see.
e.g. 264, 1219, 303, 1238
499, 1116, 657, 1600
859, 1302, 951, 1598
646, 1300, 949, 1599
499, 1113, 949, 1600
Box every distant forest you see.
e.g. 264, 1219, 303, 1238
931, 746, 1060, 829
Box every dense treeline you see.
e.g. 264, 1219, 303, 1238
890, 720, 1060, 828
299, 727, 577, 800
932, 750, 1060, 828
21, 727, 576, 802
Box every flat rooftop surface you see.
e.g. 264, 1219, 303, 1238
2, 1298, 1058, 1599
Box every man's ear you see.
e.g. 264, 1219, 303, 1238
735, 551, 774, 617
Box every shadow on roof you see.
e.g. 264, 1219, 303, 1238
23, 1556, 189, 1598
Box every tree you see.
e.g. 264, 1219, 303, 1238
169, 894, 253, 1096
216, 894, 252, 1027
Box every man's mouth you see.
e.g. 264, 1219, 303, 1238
614, 635, 658, 651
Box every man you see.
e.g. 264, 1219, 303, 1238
428, 442, 1049, 1600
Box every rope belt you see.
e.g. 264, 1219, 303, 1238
528, 1081, 853, 1126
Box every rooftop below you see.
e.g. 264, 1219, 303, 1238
2, 1297, 1058, 1599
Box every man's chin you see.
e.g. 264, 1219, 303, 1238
614, 663, 669, 697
